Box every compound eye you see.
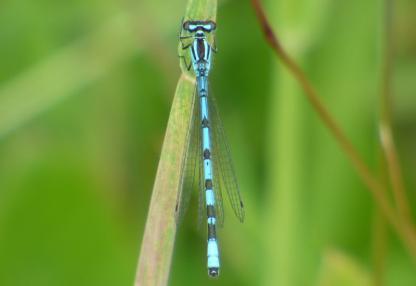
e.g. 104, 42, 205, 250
189, 24, 198, 32
182, 21, 190, 30
202, 24, 211, 32
183, 21, 198, 32
207, 21, 216, 31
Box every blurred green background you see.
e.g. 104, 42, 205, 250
0, 0, 415, 285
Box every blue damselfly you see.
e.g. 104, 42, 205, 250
176, 19, 245, 278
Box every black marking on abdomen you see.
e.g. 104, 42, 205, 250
205, 179, 213, 189
207, 205, 216, 217
208, 223, 217, 239
208, 267, 219, 277
202, 117, 209, 128
204, 149, 211, 159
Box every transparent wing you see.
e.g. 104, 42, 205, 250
175, 86, 200, 225
212, 157, 225, 227
209, 97, 225, 227
195, 97, 205, 229
197, 157, 205, 229
209, 94, 245, 223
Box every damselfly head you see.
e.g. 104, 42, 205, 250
183, 20, 216, 33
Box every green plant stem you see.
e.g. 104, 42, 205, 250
250, 0, 416, 259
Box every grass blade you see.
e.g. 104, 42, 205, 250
135, 1, 216, 284
135, 75, 195, 286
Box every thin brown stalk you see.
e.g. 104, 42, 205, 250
250, 0, 416, 258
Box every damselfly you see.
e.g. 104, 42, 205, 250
176, 19, 245, 278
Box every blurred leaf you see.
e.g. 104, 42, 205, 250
317, 249, 371, 286
135, 74, 195, 285
0, 12, 138, 138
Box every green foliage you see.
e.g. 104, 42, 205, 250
317, 250, 371, 286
